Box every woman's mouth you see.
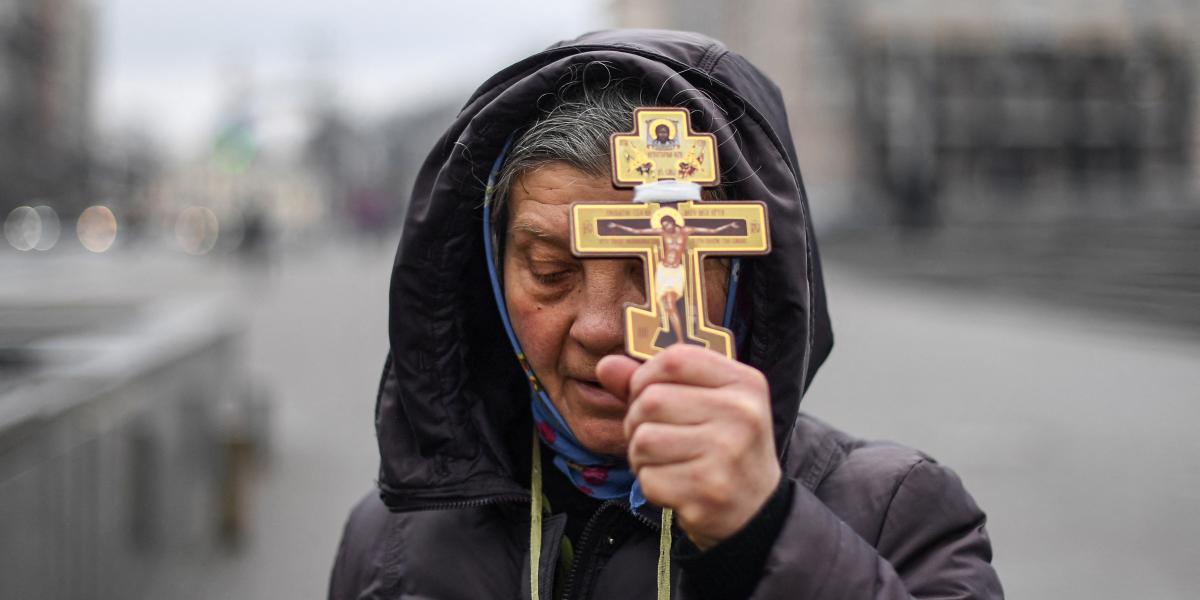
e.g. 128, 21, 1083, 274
568, 378, 627, 415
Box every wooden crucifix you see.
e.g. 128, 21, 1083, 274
569, 107, 770, 361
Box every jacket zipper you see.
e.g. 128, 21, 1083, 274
558, 501, 623, 600
381, 493, 530, 513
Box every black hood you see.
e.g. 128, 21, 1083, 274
375, 29, 833, 511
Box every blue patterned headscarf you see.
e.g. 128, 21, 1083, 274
481, 138, 647, 507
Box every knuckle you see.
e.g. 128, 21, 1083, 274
700, 479, 733, 509
740, 367, 769, 394
627, 429, 647, 461
721, 396, 760, 428
735, 397, 764, 424
661, 352, 684, 377
641, 474, 674, 508
631, 424, 661, 453
750, 368, 768, 389
693, 467, 731, 507
678, 504, 708, 531
639, 386, 667, 416
713, 431, 742, 457
640, 477, 663, 504
645, 384, 680, 416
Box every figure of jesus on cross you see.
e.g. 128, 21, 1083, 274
603, 212, 744, 347
571, 198, 768, 360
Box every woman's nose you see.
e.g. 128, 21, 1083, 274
568, 258, 645, 355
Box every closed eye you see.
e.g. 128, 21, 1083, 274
533, 270, 571, 286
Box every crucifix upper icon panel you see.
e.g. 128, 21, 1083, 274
610, 107, 720, 186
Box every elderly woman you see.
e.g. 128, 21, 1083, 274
329, 29, 1002, 600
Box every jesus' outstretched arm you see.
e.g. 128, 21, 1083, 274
686, 221, 742, 235
605, 222, 660, 235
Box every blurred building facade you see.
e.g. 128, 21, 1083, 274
0, 0, 96, 218
614, 0, 1200, 229
132, 71, 460, 251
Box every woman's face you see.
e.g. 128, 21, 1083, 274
502, 162, 728, 455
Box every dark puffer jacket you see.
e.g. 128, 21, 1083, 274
329, 29, 1003, 600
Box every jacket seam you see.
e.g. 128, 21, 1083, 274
699, 43, 727, 74
798, 431, 841, 492
873, 458, 927, 546
423, 178, 459, 476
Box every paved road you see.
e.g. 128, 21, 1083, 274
806, 262, 1200, 600
131, 242, 392, 599
206, 242, 392, 599
133, 242, 1200, 599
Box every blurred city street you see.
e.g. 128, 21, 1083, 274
56, 242, 1189, 599
4, 0, 1200, 598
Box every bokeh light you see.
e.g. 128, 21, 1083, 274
175, 206, 220, 255
77, 205, 119, 253
4, 206, 40, 251
33, 206, 61, 251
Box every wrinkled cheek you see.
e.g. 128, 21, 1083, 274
508, 301, 567, 386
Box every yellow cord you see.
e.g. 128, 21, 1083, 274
529, 433, 673, 599
530, 429, 544, 600
657, 508, 673, 600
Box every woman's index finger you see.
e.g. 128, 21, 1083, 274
628, 344, 744, 400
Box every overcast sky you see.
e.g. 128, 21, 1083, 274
95, 0, 609, 156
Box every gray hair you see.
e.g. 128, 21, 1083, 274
491, 63, 725, 232
492, 65, 645, 224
